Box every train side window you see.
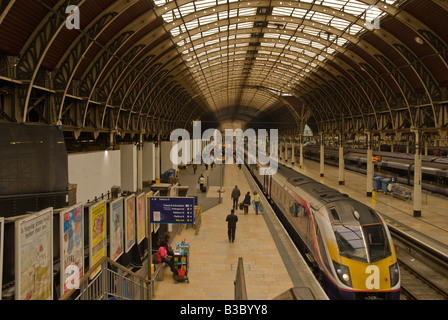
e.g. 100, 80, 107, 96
330, 207, 340, 222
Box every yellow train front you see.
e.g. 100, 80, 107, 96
315, 202, 401, 300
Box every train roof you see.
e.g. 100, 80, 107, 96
278, 165, 382, 225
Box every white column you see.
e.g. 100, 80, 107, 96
338, 134, 345, 185
161, 141, 178, 174
291, 142, 296, 165
155, 143, 160, 181
320, 133, 324, 177
366, 132, 373, 197
413, 129, 422, 217
121, 144, 138, 192
299, 135, 303, 169
137, 134, 144, 191
143, 142, 156, 182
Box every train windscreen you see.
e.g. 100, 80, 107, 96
333, 223, 391, 263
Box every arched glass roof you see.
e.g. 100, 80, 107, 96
152, 0, 396, 112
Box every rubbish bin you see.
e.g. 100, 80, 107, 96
177, 186, 189, 197
373, 177, 382, 191
381, 178, 391, 193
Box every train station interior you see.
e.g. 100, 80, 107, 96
1, 0, 448, 305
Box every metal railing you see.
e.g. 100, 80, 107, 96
60, 257, 150, 300
234, 257, 248, 300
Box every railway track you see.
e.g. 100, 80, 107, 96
389, 226, 448, 300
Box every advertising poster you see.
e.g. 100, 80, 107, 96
136, 193, 146, 244
109, 198, 124, 261
60, 203, 84, 296
0, 217, 3, 300
15, 208, 53, 300
124, 194, 136, 252
89, 200, 106, 279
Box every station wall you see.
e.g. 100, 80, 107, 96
68, 150, 121, 204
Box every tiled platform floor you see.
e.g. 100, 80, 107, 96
153, 164, 295, 300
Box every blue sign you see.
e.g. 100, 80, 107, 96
150, 197, 195, 224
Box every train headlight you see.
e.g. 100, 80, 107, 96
389, 262, 400, 287
333, 261, 352, 287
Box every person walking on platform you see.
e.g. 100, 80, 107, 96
198, 174, 205, 191
226, 209, 238, 243
253, 191, 261, 215
243, 191, 251, 215
193, 164, 197, 174
231, 185, 241, 210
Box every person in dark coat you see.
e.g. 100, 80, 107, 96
242, 191, 251, 215
231, 185, 241, 210
226, 209, 238, 243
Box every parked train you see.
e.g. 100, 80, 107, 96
295, 145, 448, 196
247, 159, 401, 300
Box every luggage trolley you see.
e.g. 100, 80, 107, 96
173, 241, 190, 284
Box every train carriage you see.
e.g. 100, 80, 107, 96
248, 159, 400, 300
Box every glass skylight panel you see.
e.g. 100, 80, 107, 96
265, 33, 280, 39
348, 24, 362, 35
312, 42, 325, 50
321, 0, 344, 10
194, 0, 216, 12
285, 22, 300, 30
236, 22, 252, 29
178, 2, 195, 16
238, 7, 257, 16
236, 33, 250, 39
185, 20, 199, 30
330, 17, 350, 30
291, 8, 308, 19
310, 11, 333, 25
154, 0, 170, 7
342, 0, 368, 16
272, 7, 294, 16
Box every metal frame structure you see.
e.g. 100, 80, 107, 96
0, 0, 448, 146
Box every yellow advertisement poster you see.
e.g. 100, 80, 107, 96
136, 193, 146, 244
89, 201, 106, 279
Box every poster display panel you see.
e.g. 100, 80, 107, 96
136, 193, 146, 244
109, 198, 124, 261
89, 200, 106, 279
15, 208, 53, 300
124, 194, 136, 252
0, 217, 3, 300
60, 203, 84, 296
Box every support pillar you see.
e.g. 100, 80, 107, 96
338, 134, 345, 185
137, 133, 143, 191
413, 128, 422, 217
291, 141, 296, 165
366, 132, 373, 197
320, 132, 324, 177
299, 135, 304, 169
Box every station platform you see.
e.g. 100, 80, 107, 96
283, 158, 448, 257
153, 163, 327, 300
